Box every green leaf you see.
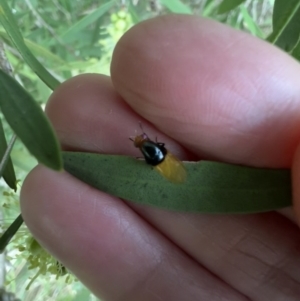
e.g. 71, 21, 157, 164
128, 2, 140, 24
0, 120, 17, 190
0, 214, 23, 253
267, 0, 300, 51
0, 0, 60, 90
0, 30, 68, 66
159, 0, 192, 14
240, 6, 263, 38
61, 1, 116, 43
0, 69, 62, 170
202, 0, 218, 17
291, 35, 300, 59
72, 287, 92, 301
217, 0, 246, 14
63, 152, 291, 213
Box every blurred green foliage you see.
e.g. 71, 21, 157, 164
1, 0, 275, 103
0, 0, 277, 300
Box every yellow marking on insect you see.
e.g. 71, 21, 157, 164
155, 151, 187, 183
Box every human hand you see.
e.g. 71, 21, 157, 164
21, 15, 300, 300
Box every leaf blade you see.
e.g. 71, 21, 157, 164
159, 0, 192, 14
0, 214, 23, 253
217, 0, 246, 15
240, 6, 263, 38
0, 29, 68, 67
267, 0, 300, 51
63, 152, 291, 213
0, 0, 60, 90
60, 1, 116, 43
0, 69, 62, 170
0, 119, 16, 190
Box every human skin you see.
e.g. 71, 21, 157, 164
20, 15, 300, 300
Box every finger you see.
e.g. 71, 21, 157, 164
20, 166, 247, 301
110, 14, 300, 300
133, 205, 300, 301
111, 15, 300, 167
45, 73, 192, 159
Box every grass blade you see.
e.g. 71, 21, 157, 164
61, 1, 116, 43
159, 0, 192, 14
0, 0, 60, 89
240, 6, 263, 38
0, 69, 62, 170
291, 35, 300, 60
217, 0, 246, 14
0, 214, 23, 253
63, 152, 291, 213
0, 30, 68, 66
0, 120, 16, 190
128, 2, 140, 24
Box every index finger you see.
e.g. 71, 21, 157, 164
111, 15, 300, 167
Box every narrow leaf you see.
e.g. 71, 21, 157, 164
291, 35, 300, 60
240, 6, 263, 38
159, 0, 192, 14
0, 30, 67, 66
267, 0, 300, 51
61, 1, 116, 43
72, 287, 92, 301
0, 120, 16, 190
0, 0, 60, 90
128, 3, 140, 24
202, 0, 218, 17
217, 0, 246, 15
63, 152, 291, 213
0, 214, 23, 253
0, 69, 62, 170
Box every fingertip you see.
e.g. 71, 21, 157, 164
20, 165, 74, 239
111, 14, 300, 166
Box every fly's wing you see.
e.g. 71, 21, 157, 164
154, 152, 187, 183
